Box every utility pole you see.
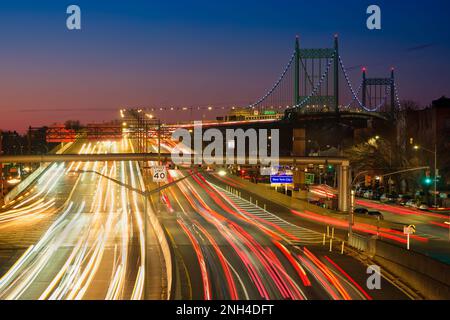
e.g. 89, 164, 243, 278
434, 143, 437, 208
158, 120, 161, 165
143, 191, 147, 300
143, 113, 148, 300
414, 144, 438, 208
157, 119, 161, 216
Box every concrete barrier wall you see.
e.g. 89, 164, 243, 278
136, 166, 173, 300
349, 233, 450, 299
4, 165, 46, 204
146, 199, 173, 299
373, 240, 450, 299
348, 233, 369, 252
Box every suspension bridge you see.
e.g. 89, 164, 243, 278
248, 35, 402, 122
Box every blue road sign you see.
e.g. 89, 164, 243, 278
270, 175, 293, 184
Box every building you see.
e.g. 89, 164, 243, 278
406, 96, 450, 187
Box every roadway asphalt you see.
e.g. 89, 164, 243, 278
211, 173, 450, 266
152, 169, 411, 300
0, 139, 164, 300
0, 136, 419, 300
354, 199, 450, 264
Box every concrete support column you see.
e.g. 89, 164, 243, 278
338, 164, 350, 212
292, 128, 306, 157
292, 128, 306, 189
293, 165, 306, 190
338, 166, 343, 210
341, 165, 349, 212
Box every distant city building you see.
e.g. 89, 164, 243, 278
216, 108, 283, 122
405, 96, 450, 186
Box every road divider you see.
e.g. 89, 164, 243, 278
136, 164, 173, 300
348, 233, 450, 299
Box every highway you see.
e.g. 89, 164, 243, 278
355, 199, 450, 264
0, 135, 419, 300
155, 168, 411, 300
212, 173, 450, 266
0, 139, 164, 300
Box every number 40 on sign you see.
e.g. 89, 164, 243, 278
152, 166, 168, 182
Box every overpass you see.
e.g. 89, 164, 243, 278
0, 153, 351, 212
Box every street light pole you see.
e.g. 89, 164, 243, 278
143, 114, 148, 301
143, 191, 147, 300
349, 170, 369, 238
414, 144, 438, 208
157, 120, 161, 215
434, 143, 437, 208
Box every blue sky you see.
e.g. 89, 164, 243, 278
0, 0, 449, 129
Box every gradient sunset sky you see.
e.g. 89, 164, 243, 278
0, 0, 449, 131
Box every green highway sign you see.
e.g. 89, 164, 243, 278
305, 173, 315, 185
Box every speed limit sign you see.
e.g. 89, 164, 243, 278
152, 166, 168, 182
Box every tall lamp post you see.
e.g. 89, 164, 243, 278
414, 144, 438, 208
117, 109, 166, 299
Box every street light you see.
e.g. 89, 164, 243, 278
218, 169, 227, 177
414, 144, 438, 208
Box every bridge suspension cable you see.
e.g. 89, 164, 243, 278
249, 51, 296, 109
247, 36, 402, 115
339, 55, 393, 112
342, 81, 362, 109
394, 82, 403, 110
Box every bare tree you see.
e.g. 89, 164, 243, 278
345, 137, 418, 193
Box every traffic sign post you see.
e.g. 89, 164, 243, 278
305, 173, 315, 185
151, 166, 168, 183
270, 175, 294, 184
270, 167, 293, 195
403, 225, 416, 250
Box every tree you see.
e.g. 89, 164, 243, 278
344, 137, 418, 193
400, 100, 421, 111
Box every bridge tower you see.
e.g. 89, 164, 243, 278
251, 35, 402, 119
294, 36, 300, 106
291, 35, 340, 115
361, 67, 397, 116
334, 35, 339, 114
